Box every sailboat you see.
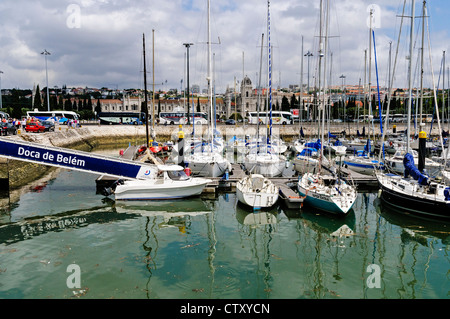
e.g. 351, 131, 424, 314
236, 174, 279, 209
243, 0, 286, 178
297, 0, 357, 216
184, 0, 231, 178
112, 33, 211, 200
376, 0, 450, 218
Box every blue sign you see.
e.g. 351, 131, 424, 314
0, 139, 155, 180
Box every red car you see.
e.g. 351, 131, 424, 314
25, 121, 46, 133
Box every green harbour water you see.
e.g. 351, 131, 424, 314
0, 148, 449, 300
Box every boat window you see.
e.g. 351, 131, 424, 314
168, 170, 189, 181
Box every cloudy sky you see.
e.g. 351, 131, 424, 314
1, 0, 449, 94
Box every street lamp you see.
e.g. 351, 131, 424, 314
41, 49, 51, 111
183, 43, 193, 125
0, 71, 3, 110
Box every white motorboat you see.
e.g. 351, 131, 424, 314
236, 174, 279, 209
114, 165, 211, 200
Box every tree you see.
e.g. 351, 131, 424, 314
281, 96, 290, 112
64, 99, 72, 111
95, 98, 102, 115
87, 97, 93, 111
33, 85, 42, 110
290, 94, 298, 109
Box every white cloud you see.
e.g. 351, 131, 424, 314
0, 0, 448, 93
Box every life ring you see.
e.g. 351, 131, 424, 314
184, 167, 192, 176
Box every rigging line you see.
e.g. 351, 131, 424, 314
379, 0, 407, 163
424, 3, 446, 166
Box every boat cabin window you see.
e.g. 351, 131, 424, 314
168, 170, 189, 181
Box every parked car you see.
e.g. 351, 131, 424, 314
42, 120, 55, 132
225, 119, 236, 125
1, 122, 18, 136
25, 121, 46, 133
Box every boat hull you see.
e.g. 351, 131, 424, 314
236, 174, 279, 209
114, 178, 211, 200
185, 153, 230, 177
297, 174, 356, 215
377, 173, 450, 219
343, 156, 384, 175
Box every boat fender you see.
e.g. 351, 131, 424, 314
444, 187, 450, 201
119, 149, 124, 156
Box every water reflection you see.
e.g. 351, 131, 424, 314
114, 197, 213, 232
374, 197, 450, 245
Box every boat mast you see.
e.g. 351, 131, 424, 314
256, 33, 265, 146
407, 0, 415, 153
143, 33, 150, 148
267, 0, 273, 146
419, 1, 425, 129
152, 29, 156, 140
318, 0, 324, 171
207, 0, 214, 152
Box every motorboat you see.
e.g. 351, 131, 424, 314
113, 164, 212, 200
236, 174, 279, 209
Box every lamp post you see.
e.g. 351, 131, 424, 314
41, 49, 51, 111
0, 71, 3, 110
183, 43, 193, 125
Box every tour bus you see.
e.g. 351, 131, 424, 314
98, 112, 146, 125
26, 110, 80, 124
247, 111, 293, 125
159, 112, 208, 125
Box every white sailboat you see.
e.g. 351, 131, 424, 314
385, 147, 442, 177
296, 0, 357, 215
184, 0, 231, 177
243, 0, 286, 178
236, 174, 279, 209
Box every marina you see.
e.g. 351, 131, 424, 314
0, 146, 448, 299
1, 0, 450, 304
